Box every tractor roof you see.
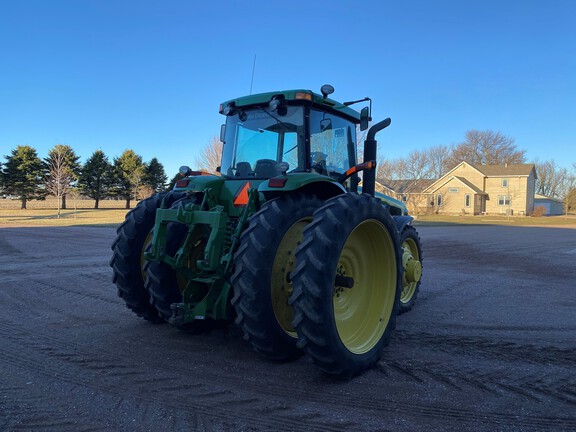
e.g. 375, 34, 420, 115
220, 89, 362, 123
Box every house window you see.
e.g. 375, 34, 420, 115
465, 194, 471, 207
498, 195, 511, 206
436, 194, 443, 206
502, 178, 508, 188
449, 187, 459, 193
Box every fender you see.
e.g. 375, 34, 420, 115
392, 215, 414, 234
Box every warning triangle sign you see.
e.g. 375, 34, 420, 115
233, 182, 251, 207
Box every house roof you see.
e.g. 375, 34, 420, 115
425, 175, 487, 195
473, 163, 536, 177
454, 176, 488, 194
377, 179, 436, 194
534, 193, 564, 203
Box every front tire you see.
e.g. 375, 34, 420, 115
290, 193, 402, 377
230, 194, 323, 361
398, 225, 423, 314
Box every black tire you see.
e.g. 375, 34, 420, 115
398, 225, 423, 314
290, 193, 402, 377
230, 194, 323, 361
110, 192, 183, 322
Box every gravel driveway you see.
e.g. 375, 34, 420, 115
0, 224, 575, 431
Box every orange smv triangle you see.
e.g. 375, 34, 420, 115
233, 182, 251, 207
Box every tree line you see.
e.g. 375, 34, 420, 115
3, 129, 575, 213
0, 145, 176, 211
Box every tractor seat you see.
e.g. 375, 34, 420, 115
235, 161, 253, 178
254, 159, 279, 178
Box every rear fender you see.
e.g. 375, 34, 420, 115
392, 215, 414, 234
259, 172, 346, 200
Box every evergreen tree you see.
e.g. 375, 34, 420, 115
79, 150, 113, 209
0, 161, 4, 195
112, 149, 146, 209
144, 157, 168, 193
2, 145, 48, 209
166, 172, 182, 191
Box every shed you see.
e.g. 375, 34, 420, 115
534, 193, 564, 215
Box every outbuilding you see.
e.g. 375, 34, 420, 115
534, 193, 564, 215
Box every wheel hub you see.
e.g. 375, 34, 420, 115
405, 259, 422, 283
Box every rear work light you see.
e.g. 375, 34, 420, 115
295, 92, 313, 101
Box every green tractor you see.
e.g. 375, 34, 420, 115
110, 85, 423, 377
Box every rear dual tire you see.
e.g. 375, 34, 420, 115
290, 193, 402, 377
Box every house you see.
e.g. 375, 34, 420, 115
534, 193, 564, 215
379, 162, 537, 216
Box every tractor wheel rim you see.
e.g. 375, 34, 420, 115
334, 219, 397, 354
271, 217, 311, 338
400, 238, 420, 303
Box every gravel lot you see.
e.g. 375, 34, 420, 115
1, 224, 575, 431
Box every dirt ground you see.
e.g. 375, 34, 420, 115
0, 224, 575, 431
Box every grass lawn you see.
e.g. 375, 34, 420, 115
413, 213, 576, 227
2, 197, 575, 228
0, 197, 130, 227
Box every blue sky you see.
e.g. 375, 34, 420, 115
1, 0, 575, 178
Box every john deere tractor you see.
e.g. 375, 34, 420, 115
110, 85, 423, 377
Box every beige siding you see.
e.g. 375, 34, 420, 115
450, 164, 485, 189
485, 176, 532, 215
432, 178, 475, 215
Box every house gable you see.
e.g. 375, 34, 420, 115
424, 161, 484, 193
426, 175, 487, 195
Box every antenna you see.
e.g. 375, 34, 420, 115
249, 54, 256, 95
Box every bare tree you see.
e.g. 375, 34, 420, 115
566, 185, 576, 215
45, 146, 75, 218
426, 144, 452, 178
448, 130, 526, 167
403, 149, 432, 179
534, 159, 570, 198
194, 137, 222, 173
45, 144, 81, 209
377, 145, 451, 182
376, 157, 398, 180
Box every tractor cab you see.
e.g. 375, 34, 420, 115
219, 86, 370, 191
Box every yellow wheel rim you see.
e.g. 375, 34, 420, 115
271, 217, 311, 338
334, 219, 397, 354
400, 237, 421, 304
